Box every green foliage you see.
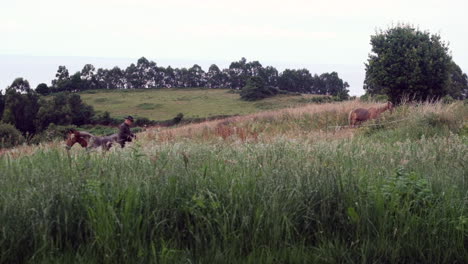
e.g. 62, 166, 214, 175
0, 91, 4, 120
36, 93, 95, 131
2, 80, 40, 134
35, 83, 50, 95
136, 103, 161, 110
0, 122, 25, 148
446, 61, 468, 99
0, 134, 466, 263
297, 95, 343, 104
365, 25, 453, 103
441, 95, 454, 104
172, 113, 184, 124
359, 93, 389, 102
30, 124, 77, 144
93, 111, 119, 125
240, 76, 279, 101
360, 103, 466, 142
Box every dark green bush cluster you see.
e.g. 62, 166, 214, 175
359, 93, 389, 102
0, 122, 25, 148
240, 77, 280, 101
298, 95, 344, 104
30, 124, 77, 144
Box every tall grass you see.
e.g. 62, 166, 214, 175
0, 101, 467, 263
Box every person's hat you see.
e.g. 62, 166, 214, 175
125, 115, 134, 121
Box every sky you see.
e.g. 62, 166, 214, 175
1, 0, 467, 95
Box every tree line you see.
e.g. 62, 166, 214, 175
33, 57, 350, 99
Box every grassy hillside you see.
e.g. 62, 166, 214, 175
79, 88, 322, 120
1, 101, 467, 263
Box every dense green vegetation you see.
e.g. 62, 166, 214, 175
1, 101, 466, 263
365, 24, 468, 102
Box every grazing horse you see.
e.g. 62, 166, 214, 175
66, 129, 120, 151
349, 101, 394, 127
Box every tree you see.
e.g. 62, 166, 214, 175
229, 57, 248, 89
35, 93, 95, 130
240, 76, 278, 101
68, 94, 94, 125
0, 91, 4, 120
163, 66, 176, 88
35, 83, 50, 95
261, 66, 279, 87
278, 69, 314, 93
188, 64, 206, 87
315, 72, 350, 99
51, 66, 70, 91
364, 25, 453, 103
446, 61, 468, 99
8, 77, 31, 93
81, 64, 98, 90
2, 79, 40, 134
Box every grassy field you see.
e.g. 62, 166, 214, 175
0, 100, 467, 263
79, 88, 322, 120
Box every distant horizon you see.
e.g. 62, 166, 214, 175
0, 54, 367, 96
2, 0, 467, 97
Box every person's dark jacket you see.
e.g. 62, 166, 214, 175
118, 122, 135, 146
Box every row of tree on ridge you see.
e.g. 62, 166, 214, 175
34, 57, 350, 99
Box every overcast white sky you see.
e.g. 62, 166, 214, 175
1, 0, 467, 95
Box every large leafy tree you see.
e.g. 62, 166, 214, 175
364, 25, 453, 103
278, 69, 314, 93
446, 61, 468, 99
315, 72, 350, 99
2, 78, 40, 134
188, 64, 206, 87
35, 93, 95, 130
51, 66, 70, 92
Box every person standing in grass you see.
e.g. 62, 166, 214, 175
118, 115, 136, 148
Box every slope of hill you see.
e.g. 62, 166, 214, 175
79, 88, 324, 120
1, 101, 467, 263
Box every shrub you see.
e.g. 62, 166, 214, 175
441, 95, 454, 104
92, 111, 121, 126
30, 124, 77, 144
134, 117, 157, 127
240, 77, 278, 101
172, 113, 184, 125
360, 94, 389, 102
0, 122, 25, 148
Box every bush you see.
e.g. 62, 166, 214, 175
134, 117, 157, 127
0, 122, 26, 148
240, 77, 279, 101
172, 113, 184, 124
360, 94, 389, 102
441, 95, 454, 104
92, 111, 121, 126
30, 124, 77, 144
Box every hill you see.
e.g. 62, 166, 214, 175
79, 88, 325, 121
1, 100, 467, 263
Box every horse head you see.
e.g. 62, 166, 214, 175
65, 129, 89, 150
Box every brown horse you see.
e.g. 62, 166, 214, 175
349, 101, 394, 127
65, 129, 119, 150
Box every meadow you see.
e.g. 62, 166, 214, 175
79, 88, 323, 120
0, 100, 467, 263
